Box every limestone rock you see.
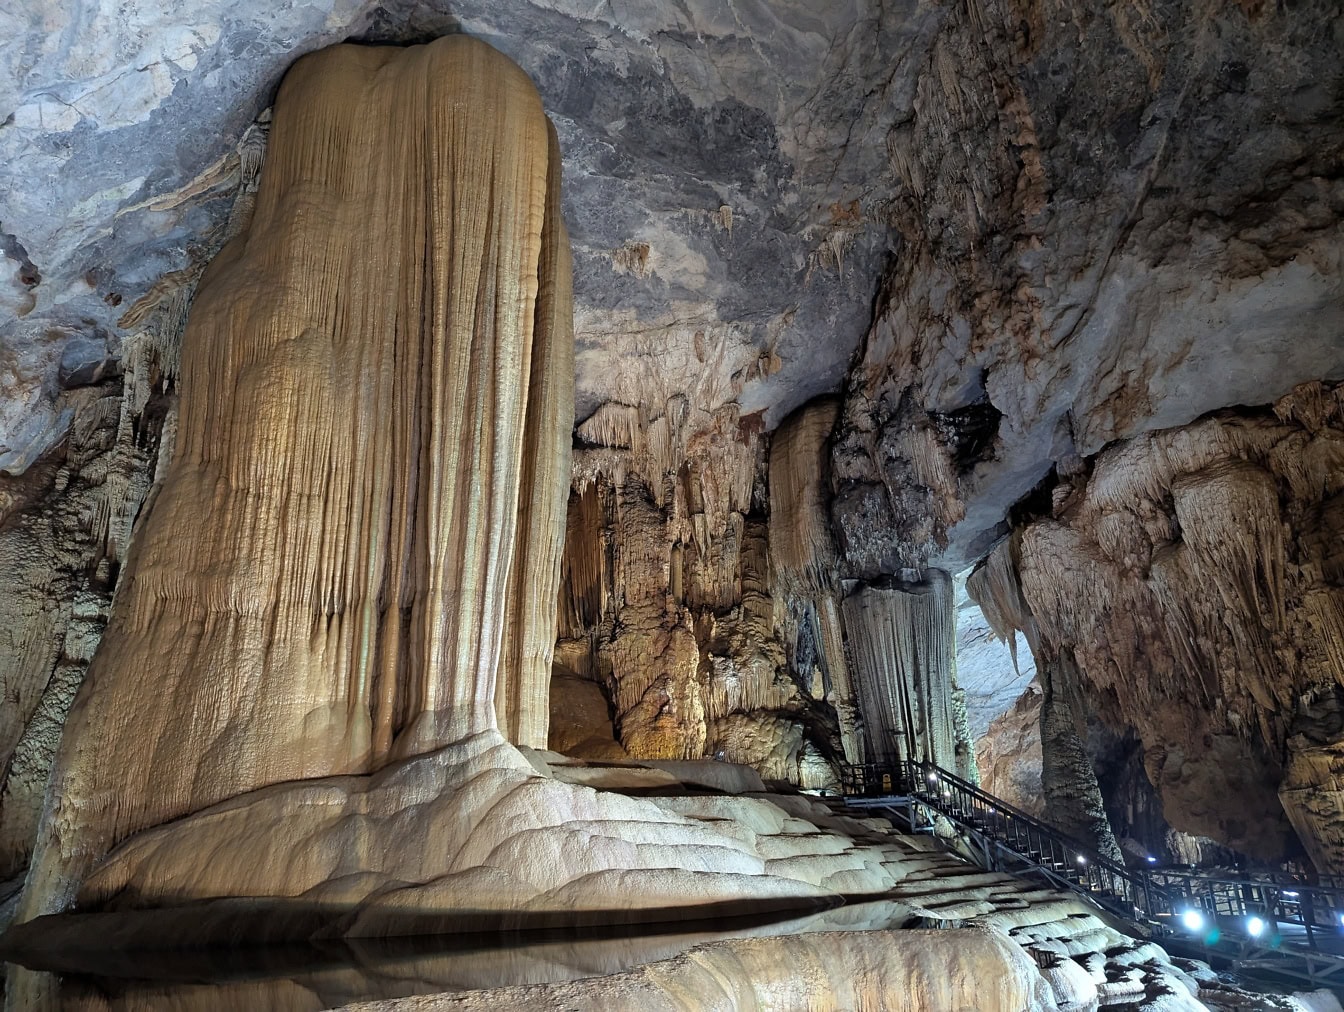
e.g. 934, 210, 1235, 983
977, 681, 1045, 819
17, 35, 573, 921
971, 386, 1344, 865
328, 927, 1057, 1012
555, 409, 849, 781
2, 1, 916, 474
830, 0, 1344, 574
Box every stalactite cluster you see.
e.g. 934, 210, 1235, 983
553, 399, 842, 780
17, 35, 573, 920
971, 383, 1344, 868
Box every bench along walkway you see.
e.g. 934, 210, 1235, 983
839, 759, 1344, 991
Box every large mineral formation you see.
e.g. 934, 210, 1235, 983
18, 35, 574, 920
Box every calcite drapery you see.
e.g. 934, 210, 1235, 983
768, 399, 863, 765
840, 573, 962, 771
18, 36, 572, 918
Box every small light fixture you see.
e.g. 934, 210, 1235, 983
1146, 856, 1157, 864
1284, 890, 1299, 898
927, 773, 938, 784
1076, 855, 1086, 865
1247, 916, 1265, 938
1180, 909, 1205, 933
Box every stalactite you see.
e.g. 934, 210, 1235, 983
966, 534, 1039, 663
770, 399, 841, 597
841, 572, 957, 767
17, 36, 573, 920
768, 398, 863, 763
556, 480, 610, 644
974, 392, 1344, 866
555, 397, 846, 778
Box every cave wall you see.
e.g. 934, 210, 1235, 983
818, 0, 1343, 866
972, 384, 1344, 869
829, 0, 1343, 576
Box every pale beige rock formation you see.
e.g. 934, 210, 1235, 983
1, 728, 1114, 945
330, 927, 1056, 1012
16, 35, 572, 922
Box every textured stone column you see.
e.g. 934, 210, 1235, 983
18, 35, 572, 920
842, 572, 958, 768
1040, 653, 1123, 863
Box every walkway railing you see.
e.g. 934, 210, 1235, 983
839, 758, 1344, 988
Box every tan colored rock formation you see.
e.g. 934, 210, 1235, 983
768, 398, 863, 764
972, 384, 1344, 866
553, 398, 847, 780
17, 35, 572, 921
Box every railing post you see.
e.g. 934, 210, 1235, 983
1303, 890, 1317, 952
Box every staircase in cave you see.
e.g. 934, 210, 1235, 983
838, 760, 1344, 991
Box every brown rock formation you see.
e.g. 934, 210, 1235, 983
768, 399, 863, 764
972, 384, 1344, 867
552, 398, 849, 780
976, 681, 1045, 819
17, 35, 572, 920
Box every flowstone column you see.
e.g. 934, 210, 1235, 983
18, 36, 573, 920
1039, 653, 1124, 863
841, 572, 959, 768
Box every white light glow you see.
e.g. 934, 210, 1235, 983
1076, 855, 1086, 865
1247, 916, 1265, 938
1146, 856, 1157, 863
1180, 909, 1205, 932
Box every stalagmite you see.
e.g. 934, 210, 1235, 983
17, 36, 572, 920
1038, 654, 1123, 862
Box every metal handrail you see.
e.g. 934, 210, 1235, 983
840, 758, 1344, 956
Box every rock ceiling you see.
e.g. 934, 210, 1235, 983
2, 0, 922, 471
5, 0, 1342, 570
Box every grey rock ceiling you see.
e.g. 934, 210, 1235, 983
3, 0, 1344, 570
2, 0, 922, 469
